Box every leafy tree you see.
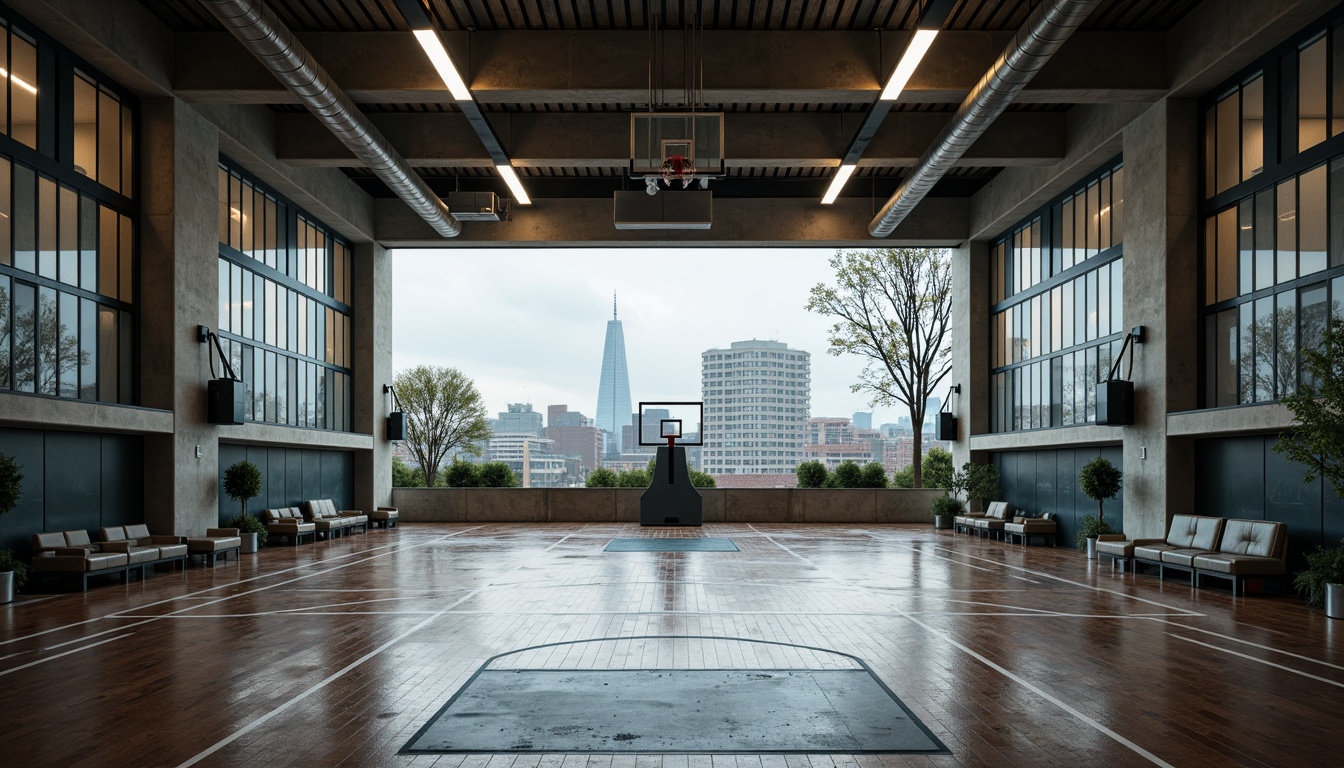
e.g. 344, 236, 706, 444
922, 447, 954, 490
392, 456, 426, 487
689, 471, 716, 488
833, 460, 862, 488
586, 467, 619, 487
222, 460, 263, 520
394, 366, 492, 487
796, 461, 827, 488
859, 461, 889, 488
806, 248, 952, 487
443, 459, 480, 488
891, 465, 915, 489
1274, 318, 1344, 499
478, 461, 519, 488
1078, 456, 1122, 525
2, 292, 87, 396
950, 462, 1000, 507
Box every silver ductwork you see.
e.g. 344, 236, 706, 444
199, 0, 460, 238
868, 0, 1102, 237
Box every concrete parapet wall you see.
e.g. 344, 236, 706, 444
393, 487, 944, 524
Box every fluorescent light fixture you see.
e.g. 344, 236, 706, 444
496, 164, 531, 205
880, 29, 938, 102
821, 164, 857, 205
0, 67, 37, 96
412, 29, 472, 101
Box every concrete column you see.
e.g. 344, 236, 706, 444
139, 98, 223, 535
1119, 98, 1199, 538
351, 242, 393, 513
951, 240, 991, 472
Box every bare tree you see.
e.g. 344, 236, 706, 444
806, 248, 953, 487
394, 365, 492, 487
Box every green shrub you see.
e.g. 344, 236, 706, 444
833, 461, 862, 488
859, 462, 888, 488
478, 461, 518, 487
392, 457, 426, 487
444, 459, 481, 488
796, 461, 827, 488
1294, 540, 1344, 609
586, 467, 619, 487
931, 495, 964, 518
890, 465, 915, 489
689, 471, 716, 488
225, 510, 268, 546
618, 468, 651, 488
1075, 514, 1115, 550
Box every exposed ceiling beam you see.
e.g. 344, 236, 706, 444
174, 30, 1167, 105
275, 111, 1065, 169
374, 196, 968, 247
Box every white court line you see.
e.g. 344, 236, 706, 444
173, 526, 587, 768
1148, 618, 1344, 672
751, 523, 1176, 768
1167, 634, 1344, 689
118, 609, 1202, 619
0, 633, 135, 679
0, 526, 485, 647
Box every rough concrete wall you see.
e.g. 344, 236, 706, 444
352, 242, 392, 515
1120, 98, 1199, 539
951, 240, 990, 477
139, 99, 221, 536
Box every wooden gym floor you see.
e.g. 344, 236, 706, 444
1, 523, 1340, 767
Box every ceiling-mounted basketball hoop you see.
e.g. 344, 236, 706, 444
632, 13, 725, 195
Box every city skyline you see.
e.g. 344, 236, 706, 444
391, 249, 923, 430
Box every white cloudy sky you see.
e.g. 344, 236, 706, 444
391, 248, 923, 427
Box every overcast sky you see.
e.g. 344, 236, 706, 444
391, 248, 928, 428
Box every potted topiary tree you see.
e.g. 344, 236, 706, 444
931, 495, 962, 529
1078, 456, 1121, 559
223, 460, 264, 554
0, 452, 29, 604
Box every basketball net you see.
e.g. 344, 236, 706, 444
660, 154, 697, 188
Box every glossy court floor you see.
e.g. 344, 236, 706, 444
2, 523, 1342, 768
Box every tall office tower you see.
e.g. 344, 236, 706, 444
595, 293, 633, 456
700, 339, 811, 475
494, 403, 543, 436
852, 411, 873, 430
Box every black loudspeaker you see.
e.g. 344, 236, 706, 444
936, 412, 957, 441
1097, 380, 1134, 426
386, 411, 406, 441
207, 378, 245, 425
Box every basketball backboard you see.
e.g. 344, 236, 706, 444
638, 401, 704, 446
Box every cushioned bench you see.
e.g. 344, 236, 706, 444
187, 528, 243, 565
1004, 512, 1057, 546
263, 508, 318, 545
304, 499, 368, 536
969, 502, 1016, 540
954, 500, 1011, 535
99, 525, 188, 578
1192, 519, 1287, 596
371, 506, 399, 529
30, 531, 129, 591
1132, 515, 1225, 583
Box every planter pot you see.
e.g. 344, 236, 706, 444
1327, 583, 1344, 620
0, 570, 12, 604
240, 532, 258, 554
1085, 536, 1098, 560
934, 516, 952, 530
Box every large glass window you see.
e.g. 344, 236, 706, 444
990, 160, 1124, 433
1200, 10, 1344, 408
217, 159, 352, 432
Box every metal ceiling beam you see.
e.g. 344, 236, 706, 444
172, 30, 1167, 105
372, 196, 968, 248
274, 111, 1065, 169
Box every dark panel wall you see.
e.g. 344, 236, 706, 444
1194, 435, 1343, 568
0, 427, 145, 555
992, 446, 1124, 549
217, 444, 353, 525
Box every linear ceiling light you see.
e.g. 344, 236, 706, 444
412, 29, 472, 101
496, 164, 531, 206
880, 29, 939, 102
821, 164, 857, 205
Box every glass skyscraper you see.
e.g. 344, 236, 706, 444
595, 295, 633, 456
